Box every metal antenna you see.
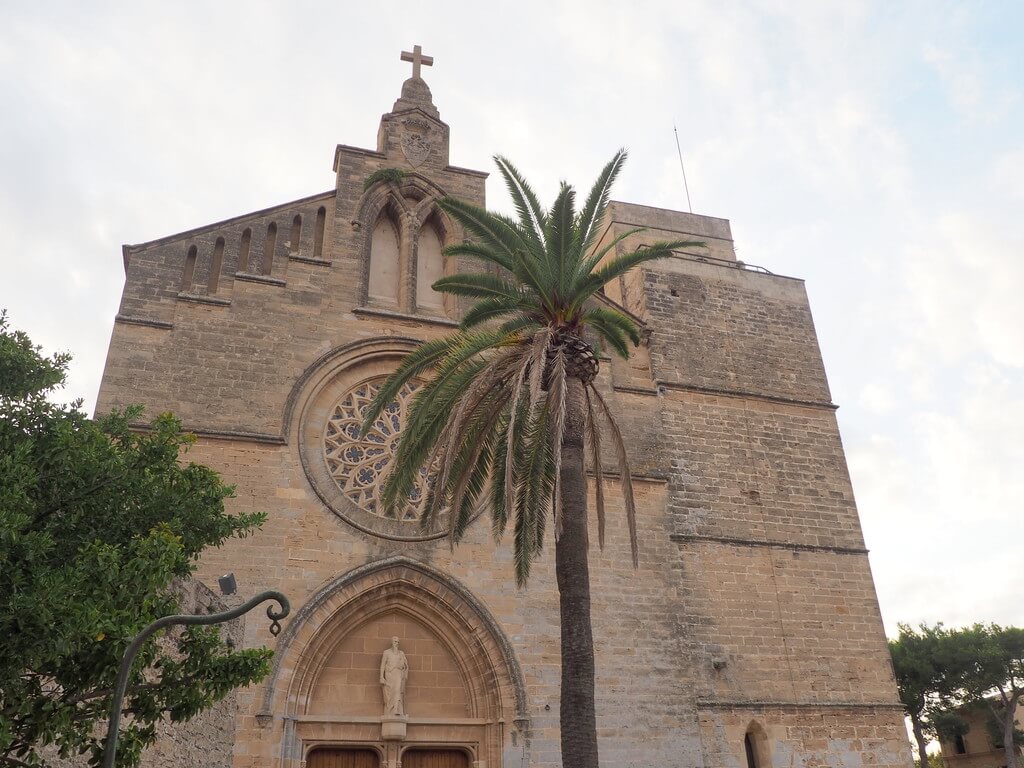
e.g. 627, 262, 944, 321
673, 124, 693, 213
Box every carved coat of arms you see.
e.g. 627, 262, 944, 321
400, 117, 433, 167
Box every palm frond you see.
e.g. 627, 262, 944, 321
498, 314, 544, 335
359, 336, 463, 434
582, 306, 640, 345
513, 402, 554, 586
446, 403, 503, 543
581, 306, 642, 359
460, 296, 540, 330
432, 349, 522, 510
583, 387, 606, 550
546, 348, 568, 539
490, 414, 511, 541
494, 155, 547, 246
443, 241, 516, 273
421, 381, 502, 526
570, 226, 647, 290
527, 327, 553, 409
546, 182, 577, 296
381, 359, 487, 515
504, 343, 535, 521
577, 239, 706, 303
575, 149, 627, 254
589, 384, 638, 567
437, 197, 535, 274
432, 273, 525, 300
581, 307, 635, 358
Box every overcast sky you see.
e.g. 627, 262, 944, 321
2, 1, 1021, 637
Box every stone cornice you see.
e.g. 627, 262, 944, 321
670, 533, 868, 555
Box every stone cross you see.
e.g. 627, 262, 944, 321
400, 45, 433, 79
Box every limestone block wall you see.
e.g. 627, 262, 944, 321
97, 146, 486, 437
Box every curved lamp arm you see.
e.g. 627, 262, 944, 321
102, 590, 290, 768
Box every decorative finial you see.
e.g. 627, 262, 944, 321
400, 44, 433, 80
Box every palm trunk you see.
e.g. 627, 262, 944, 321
911, 717, 930, 768
555, 377, 600, 768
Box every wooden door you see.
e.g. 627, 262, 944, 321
401, 750, 470, 768
307, 748, 380, 768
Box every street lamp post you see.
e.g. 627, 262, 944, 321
101, 589, 290, 768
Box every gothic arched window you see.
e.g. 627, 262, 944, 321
368, 206, 401, 307
415, 216, 445, 314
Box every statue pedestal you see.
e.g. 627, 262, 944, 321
381, 715, 408, 741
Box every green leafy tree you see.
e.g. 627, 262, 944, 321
360, 151, 702, 767
915, 753, 946, 768
942, 624, 1024, 768
891, 624, 946, 768
0, 312, 271, 768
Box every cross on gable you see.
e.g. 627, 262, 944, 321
400, 45, 433, 79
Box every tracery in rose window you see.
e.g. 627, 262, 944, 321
323, 377, 432, 521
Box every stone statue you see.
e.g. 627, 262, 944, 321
379, 636, 408, 716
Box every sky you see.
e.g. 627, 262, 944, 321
1, 1, 1022, 638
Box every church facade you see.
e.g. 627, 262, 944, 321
95, 49, 912, 768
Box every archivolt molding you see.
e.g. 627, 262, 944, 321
281, 336, 422, 443
354, 175, 458, 309
258, 556, 528, 722
289, 337, 464, 540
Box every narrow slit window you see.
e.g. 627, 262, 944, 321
208, 237, 225, 293
262, 222, 277, 275
238, 228, 252, 272
289, 214, 302, 255
313, 206, 326, 259
181, 245, 197, 292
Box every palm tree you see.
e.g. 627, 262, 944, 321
361, 150, 703, 767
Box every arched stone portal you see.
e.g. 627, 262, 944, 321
259, 558, 528, 768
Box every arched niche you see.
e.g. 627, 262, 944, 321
258, 557, 528, 768
355, 174, 458, 318
414, 211, 448, 315
367, 203, 402, 308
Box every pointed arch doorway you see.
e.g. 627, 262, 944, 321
260, 558, 528, 768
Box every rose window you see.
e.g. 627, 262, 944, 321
323, 377, 431, 521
